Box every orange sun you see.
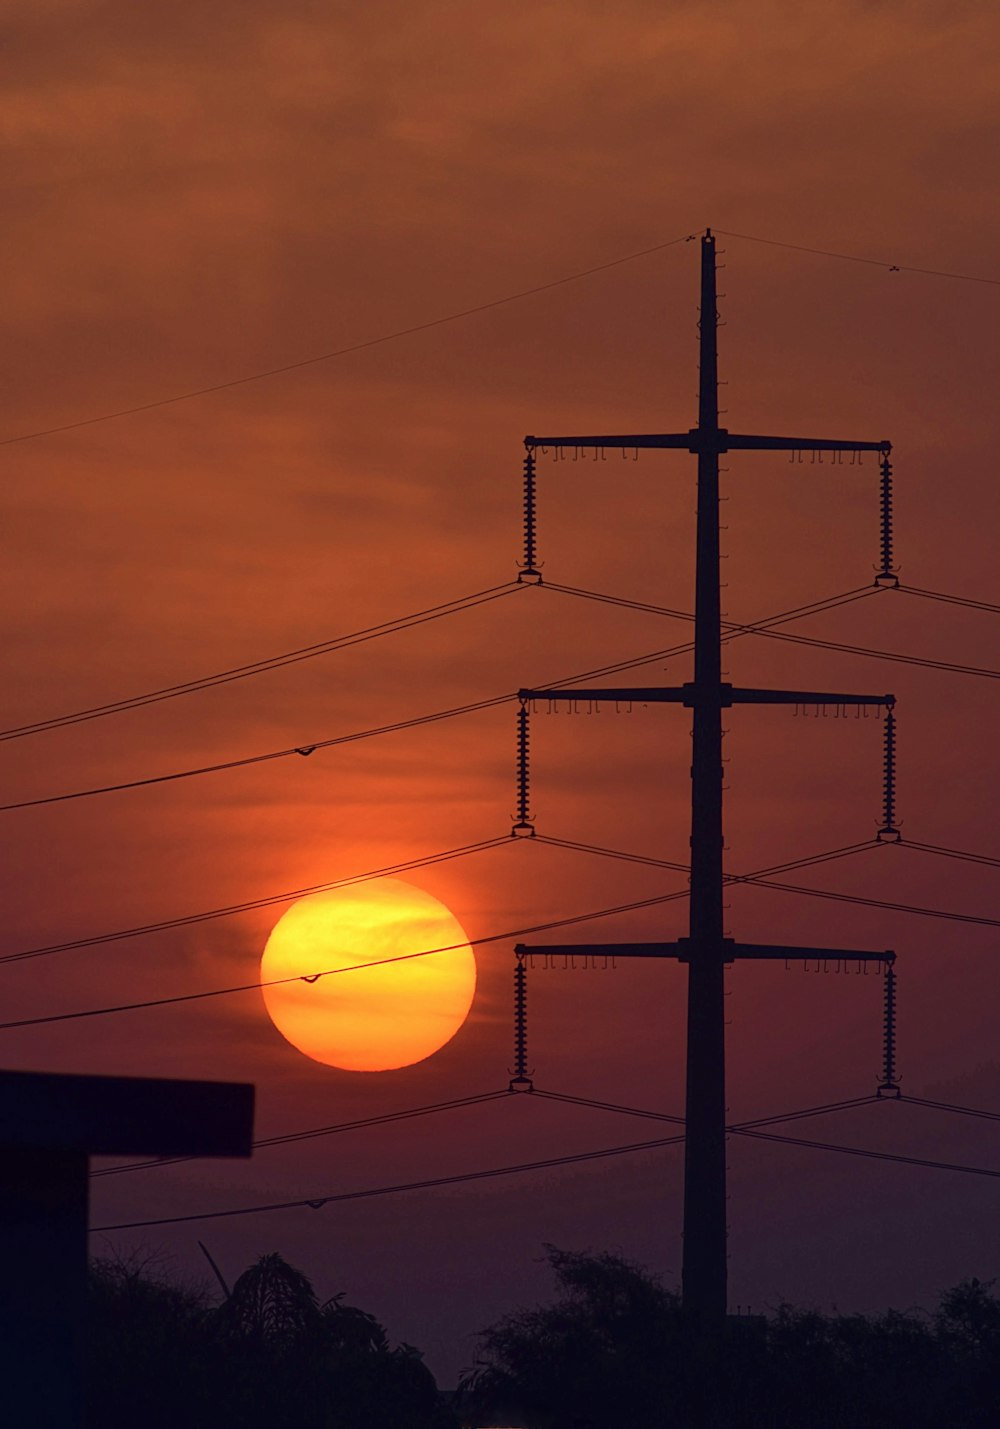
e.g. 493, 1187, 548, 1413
259, 878, 477, 1071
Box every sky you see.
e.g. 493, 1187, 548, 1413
2, 0, 999, 1385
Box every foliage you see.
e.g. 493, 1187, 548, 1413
87, 1249, 456, 1429
459, 1249, 1000, 1429
459, 1245, 685, 1429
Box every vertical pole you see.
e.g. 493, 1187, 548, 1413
682, 230, 728, 1323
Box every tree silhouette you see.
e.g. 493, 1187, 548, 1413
459, 1249, 1000, 1429
87, 1250, 456, 1429
459, 1245, 685, 1429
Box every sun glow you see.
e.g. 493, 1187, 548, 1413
259, 878, 477, 1071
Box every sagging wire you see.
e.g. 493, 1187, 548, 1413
876, 451, 899, 587
512, 698, 535, 836
518, 444, 542, 584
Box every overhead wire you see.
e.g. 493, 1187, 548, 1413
902, 1096, 1000, 1124
0, 833, 880, 977
92, 1089, 512, 1179
732, 1126, 1000, 1180
543, 581, 877, 629
898, 584, 1000, 616
0, 583, 880, 813
91, 1133, 690, 1232
0, 234, 699, 449
91, 1095, 1000, 1233
0, 692, 514, 813
545, 580, 1000, 681
743, 876, 1000, 930
535, 834, 878, 883
93, 1088, 885, 1183
713, 229, 1000, 288
743, 623, 1000, 682
530, 1087, 882, 1129
0, 836, 513, 968
899, 841, 1000, 870
0, 837, 888, 1027
0, 583, 522, 744
5, 226, 998, 457
5, 821, 994, 1026
535, 833, 1000, 929
0, 886, 703, 1028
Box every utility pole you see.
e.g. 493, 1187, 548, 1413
511, 230, 898, 1325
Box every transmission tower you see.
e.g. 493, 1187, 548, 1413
510, 229, 900, 1326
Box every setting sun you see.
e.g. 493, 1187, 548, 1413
259, 878, 477, 1071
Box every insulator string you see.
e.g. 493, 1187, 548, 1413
510, 953, 533, 1089
518, 444, 542, 583
878, 963, 900, 1096
876, 452, 898, 587
512, 700, 535, 836
878, 707, 899, 841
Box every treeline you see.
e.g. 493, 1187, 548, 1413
88, 1245, 1000, 1428
461, 1246, 1000, 1428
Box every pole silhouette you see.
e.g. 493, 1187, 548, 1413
513, 230, 897, 1323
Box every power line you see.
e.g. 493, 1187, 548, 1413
0, 235, 698, 448
535, 833, 1000, 929
6, 227, 998, 457
547, 580, 1000, 681
714, 229, 1000, 288
0, 836, 514, 968
899, 584, 1000, 616
92, 1089, 512, 1179
531, 1087, 882, 1129
902, 840, 1000, 871
0, 692, 513, 813
0, 837, 884, 1028
0, 584, 521, 744
545, 1085, 1000, 1134
0, 832, 876, 978
535, 834, 878, 883
90, 1132, 690, 1233
732, 1125, 1000, 1179
744, 876, 1000, 930
0, 583, 876, 813
93, 1087, 884, 1182
90, 1099, 1000, 1234
0, 885, 702, 1029
745, 623, 1000, 682
544, 581, 877, 628
903, 1095, 1000, 1124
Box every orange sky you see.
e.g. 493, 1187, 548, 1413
3, 0, 999, 1381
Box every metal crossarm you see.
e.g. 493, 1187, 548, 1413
725, 433, 890, 454
521, 686, 687, 705
516, 939, 894, 965
525, 431, 890, 456
726, 941, 895, 964
729, 688, 894, 707
523, 685, 894, 710
526, 432, 693, 451
516, 941, 680, 960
